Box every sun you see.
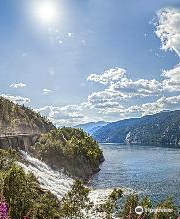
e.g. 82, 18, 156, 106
33, 1, 58, 25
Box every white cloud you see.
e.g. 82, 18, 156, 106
40, 61, 180, 125
88, 89, 125, 105
93, 102, 125, 116
155, 8, 180, 92
163, 79, 180, 92
162, 63, 180, 92
110, 78, 162, 97
162, 64, 180, 92
87, 68, 126, 85
87, 67, 163, 112
94, 101, 121, 109
127, 95, 180, 116
1, 94, 30, 105
10, 83, 26, 89
43, 89, 52, 94
91, 94, 180, 117
86, 62, 180, 118
155, 7, 180, 56
36, 104, 88, 126
162, 64, 180, 80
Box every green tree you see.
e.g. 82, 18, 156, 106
0, 149, 17, 172
100, 188, 123, 219
0, 171, 4, 195
153, 196, 178, 219
140, 196, 153, 219
60, 180, 93, 219
3, 165, 36, 219
122, 193, 138, 219
32, 192, 60, 219
34, 127, 103, 179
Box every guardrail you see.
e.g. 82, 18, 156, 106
0, 133, 40, 138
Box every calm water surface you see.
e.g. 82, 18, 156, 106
89, 144, 180, 206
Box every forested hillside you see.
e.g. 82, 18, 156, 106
33, 127, 104, 179
0, 96, 104, 179
0, 97, 54, 133
93, 110, 180, 146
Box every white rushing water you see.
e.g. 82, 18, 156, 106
18, 151, 135, 218
18, 151, 116, 204
18, 151, 74, 200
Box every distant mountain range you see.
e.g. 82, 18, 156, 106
92, 110, 180, 146
75, 121, 109, 135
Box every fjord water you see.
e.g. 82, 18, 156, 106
89, 144, 180, 207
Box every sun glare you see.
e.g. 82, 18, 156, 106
33, 1, 58, 25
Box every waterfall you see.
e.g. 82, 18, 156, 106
18, 151, 74, 200
17, 151, 135, 219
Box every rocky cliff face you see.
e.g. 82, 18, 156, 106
40, 151, 104, 180
93, 110, 180, 146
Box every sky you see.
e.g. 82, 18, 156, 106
1, 0, 180, 126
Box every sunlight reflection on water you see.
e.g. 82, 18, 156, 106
89, 144, 180, 207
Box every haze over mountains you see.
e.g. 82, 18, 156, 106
74, 121, 108, 135
81, 110, 180, 146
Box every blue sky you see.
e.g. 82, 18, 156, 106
1, 0, 180, 126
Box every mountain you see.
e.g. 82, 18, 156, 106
75, 121, 109, 135
0, 96, 55, 133
0, 96, 104, 179
92, 110, 180, 146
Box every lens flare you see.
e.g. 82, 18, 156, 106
33, 1, 58, 25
